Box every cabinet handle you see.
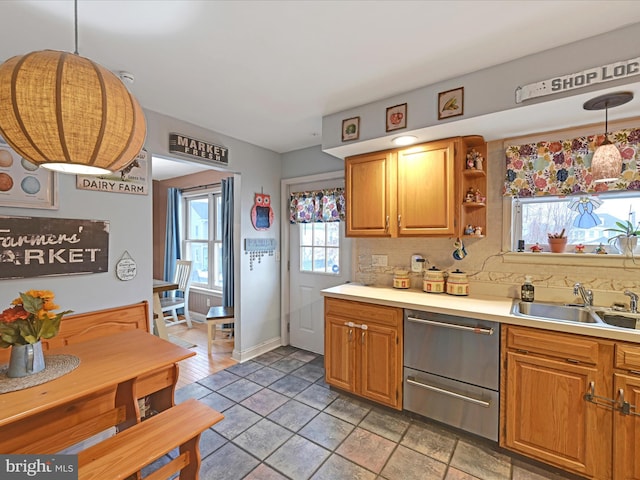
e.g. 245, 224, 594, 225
397, 215, 401, 227
360, 324, 367, 344
385, 216, 389, 232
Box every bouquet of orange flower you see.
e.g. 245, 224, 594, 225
0, 290, 72, 348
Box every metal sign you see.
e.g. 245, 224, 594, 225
169, 133, 229, 165
76, 149, 149, 195
516, 56, 640, 103
0, 216, 109, 279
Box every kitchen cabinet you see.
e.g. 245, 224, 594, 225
345, 138, 459, 237
345, 150, 395, 237
613, 343, 640, 480
501, 326, 612, 479
324, 297, 403, 409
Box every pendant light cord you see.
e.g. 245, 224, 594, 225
604, 101, 609, 135
74, 0, 78, 55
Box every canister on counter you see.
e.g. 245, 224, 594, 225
423, 266, 445, 293
393, 269, 410, 289
446, 269, 469, 296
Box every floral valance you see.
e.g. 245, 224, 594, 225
289, 188, 345, 223
503, 127, 640, 197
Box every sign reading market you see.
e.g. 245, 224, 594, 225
169, 133, 229, 165
0, 216, 110, 279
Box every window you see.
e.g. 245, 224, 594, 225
183, 189, 222, 290
299, 222, 340, 274
509, 191, 640, 254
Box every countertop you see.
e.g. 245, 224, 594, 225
321, 284, 640, 344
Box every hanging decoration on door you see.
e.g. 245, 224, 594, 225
251, 189, 274, 230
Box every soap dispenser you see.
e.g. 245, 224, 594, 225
521, 275, 535, 302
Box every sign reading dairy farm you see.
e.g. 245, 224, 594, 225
169, 133, 229, 165
0, 216, 109, 279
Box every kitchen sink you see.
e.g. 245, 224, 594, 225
594, 310, 640, 330
511, 301, 602, 324
511, 300, 640, 331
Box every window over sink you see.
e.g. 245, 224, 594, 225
507, 191, 640, 255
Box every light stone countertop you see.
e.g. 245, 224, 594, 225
321, 283, 640, 344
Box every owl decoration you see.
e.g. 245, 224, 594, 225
251, 192, 274, 230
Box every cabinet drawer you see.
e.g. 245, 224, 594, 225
505, 326, 599, 364
615, 343, 640, 372
325, 298, 401, 327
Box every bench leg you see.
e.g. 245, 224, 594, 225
178, 435, 202, 480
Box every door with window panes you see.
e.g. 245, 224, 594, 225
289, 181, 351, 354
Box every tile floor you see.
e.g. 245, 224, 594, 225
148, 345, 578, 480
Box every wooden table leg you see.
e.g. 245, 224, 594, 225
153, 293, 169, 340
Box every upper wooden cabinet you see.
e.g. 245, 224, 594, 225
345, 150, 396, 237
345, 136, 485, 238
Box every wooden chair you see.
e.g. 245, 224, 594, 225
160, 260, 193, 328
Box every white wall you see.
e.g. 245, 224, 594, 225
0, 109, 284, 362
0, 169, 153, 318
143, 110, 283, 360
281, 145, 344, 179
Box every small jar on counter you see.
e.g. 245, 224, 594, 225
393, 269, 410, 289
423, 266, 445, 293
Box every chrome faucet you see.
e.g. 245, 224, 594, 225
573, 283, 593, 307
624, 290, 639, 313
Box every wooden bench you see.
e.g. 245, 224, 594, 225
78, 398, 224, 480
0, 301, 150, 364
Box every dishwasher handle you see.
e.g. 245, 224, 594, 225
406, 376, 491, 408
407, 316, 494, 335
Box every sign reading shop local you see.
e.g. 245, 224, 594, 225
516, 56, 640, 103
168, 133, 229, 166
0, 216, 109, 279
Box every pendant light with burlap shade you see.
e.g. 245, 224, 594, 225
0, 2, 146, 175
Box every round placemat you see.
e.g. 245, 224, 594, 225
0, 354, 80, 394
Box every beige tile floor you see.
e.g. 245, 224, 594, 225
149, 345, 580, 480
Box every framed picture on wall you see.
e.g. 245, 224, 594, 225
438, 87, 464, 120
0, 139, 59, 209
342, 116, 360, 142
386, 103, 407, 132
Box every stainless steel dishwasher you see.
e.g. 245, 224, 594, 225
403, 309, 499, 441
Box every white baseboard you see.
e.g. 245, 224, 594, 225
232, 336, 281, 363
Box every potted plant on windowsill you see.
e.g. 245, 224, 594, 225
605, 213, 640, 257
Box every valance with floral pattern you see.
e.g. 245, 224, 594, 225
503, 127, 640, 197
289, 188, 345, 223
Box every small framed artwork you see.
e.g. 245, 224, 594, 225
386, 103, 407, 132
0, 140, 58, 210
438, 87, 464, 120
342, 117, 360, 142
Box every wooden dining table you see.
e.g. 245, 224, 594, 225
153, 279, 179, 340
0, 329, 194, 454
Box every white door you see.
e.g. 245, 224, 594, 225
289, 180, 351, 354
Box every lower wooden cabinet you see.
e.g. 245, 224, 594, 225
503, 325, 640, 480
324, 297, 403, 409
501, 325, 612, 479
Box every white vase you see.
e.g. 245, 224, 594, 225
614, 236, 638, 256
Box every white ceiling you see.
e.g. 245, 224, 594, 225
2, 1, 640, 179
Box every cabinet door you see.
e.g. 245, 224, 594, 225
360, 322, 401, 409
345, 151, 396, 237
396, 140, 455, 236
614, 373, 640, 480
504, 351, 599, 477
324, 315, 356, 392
